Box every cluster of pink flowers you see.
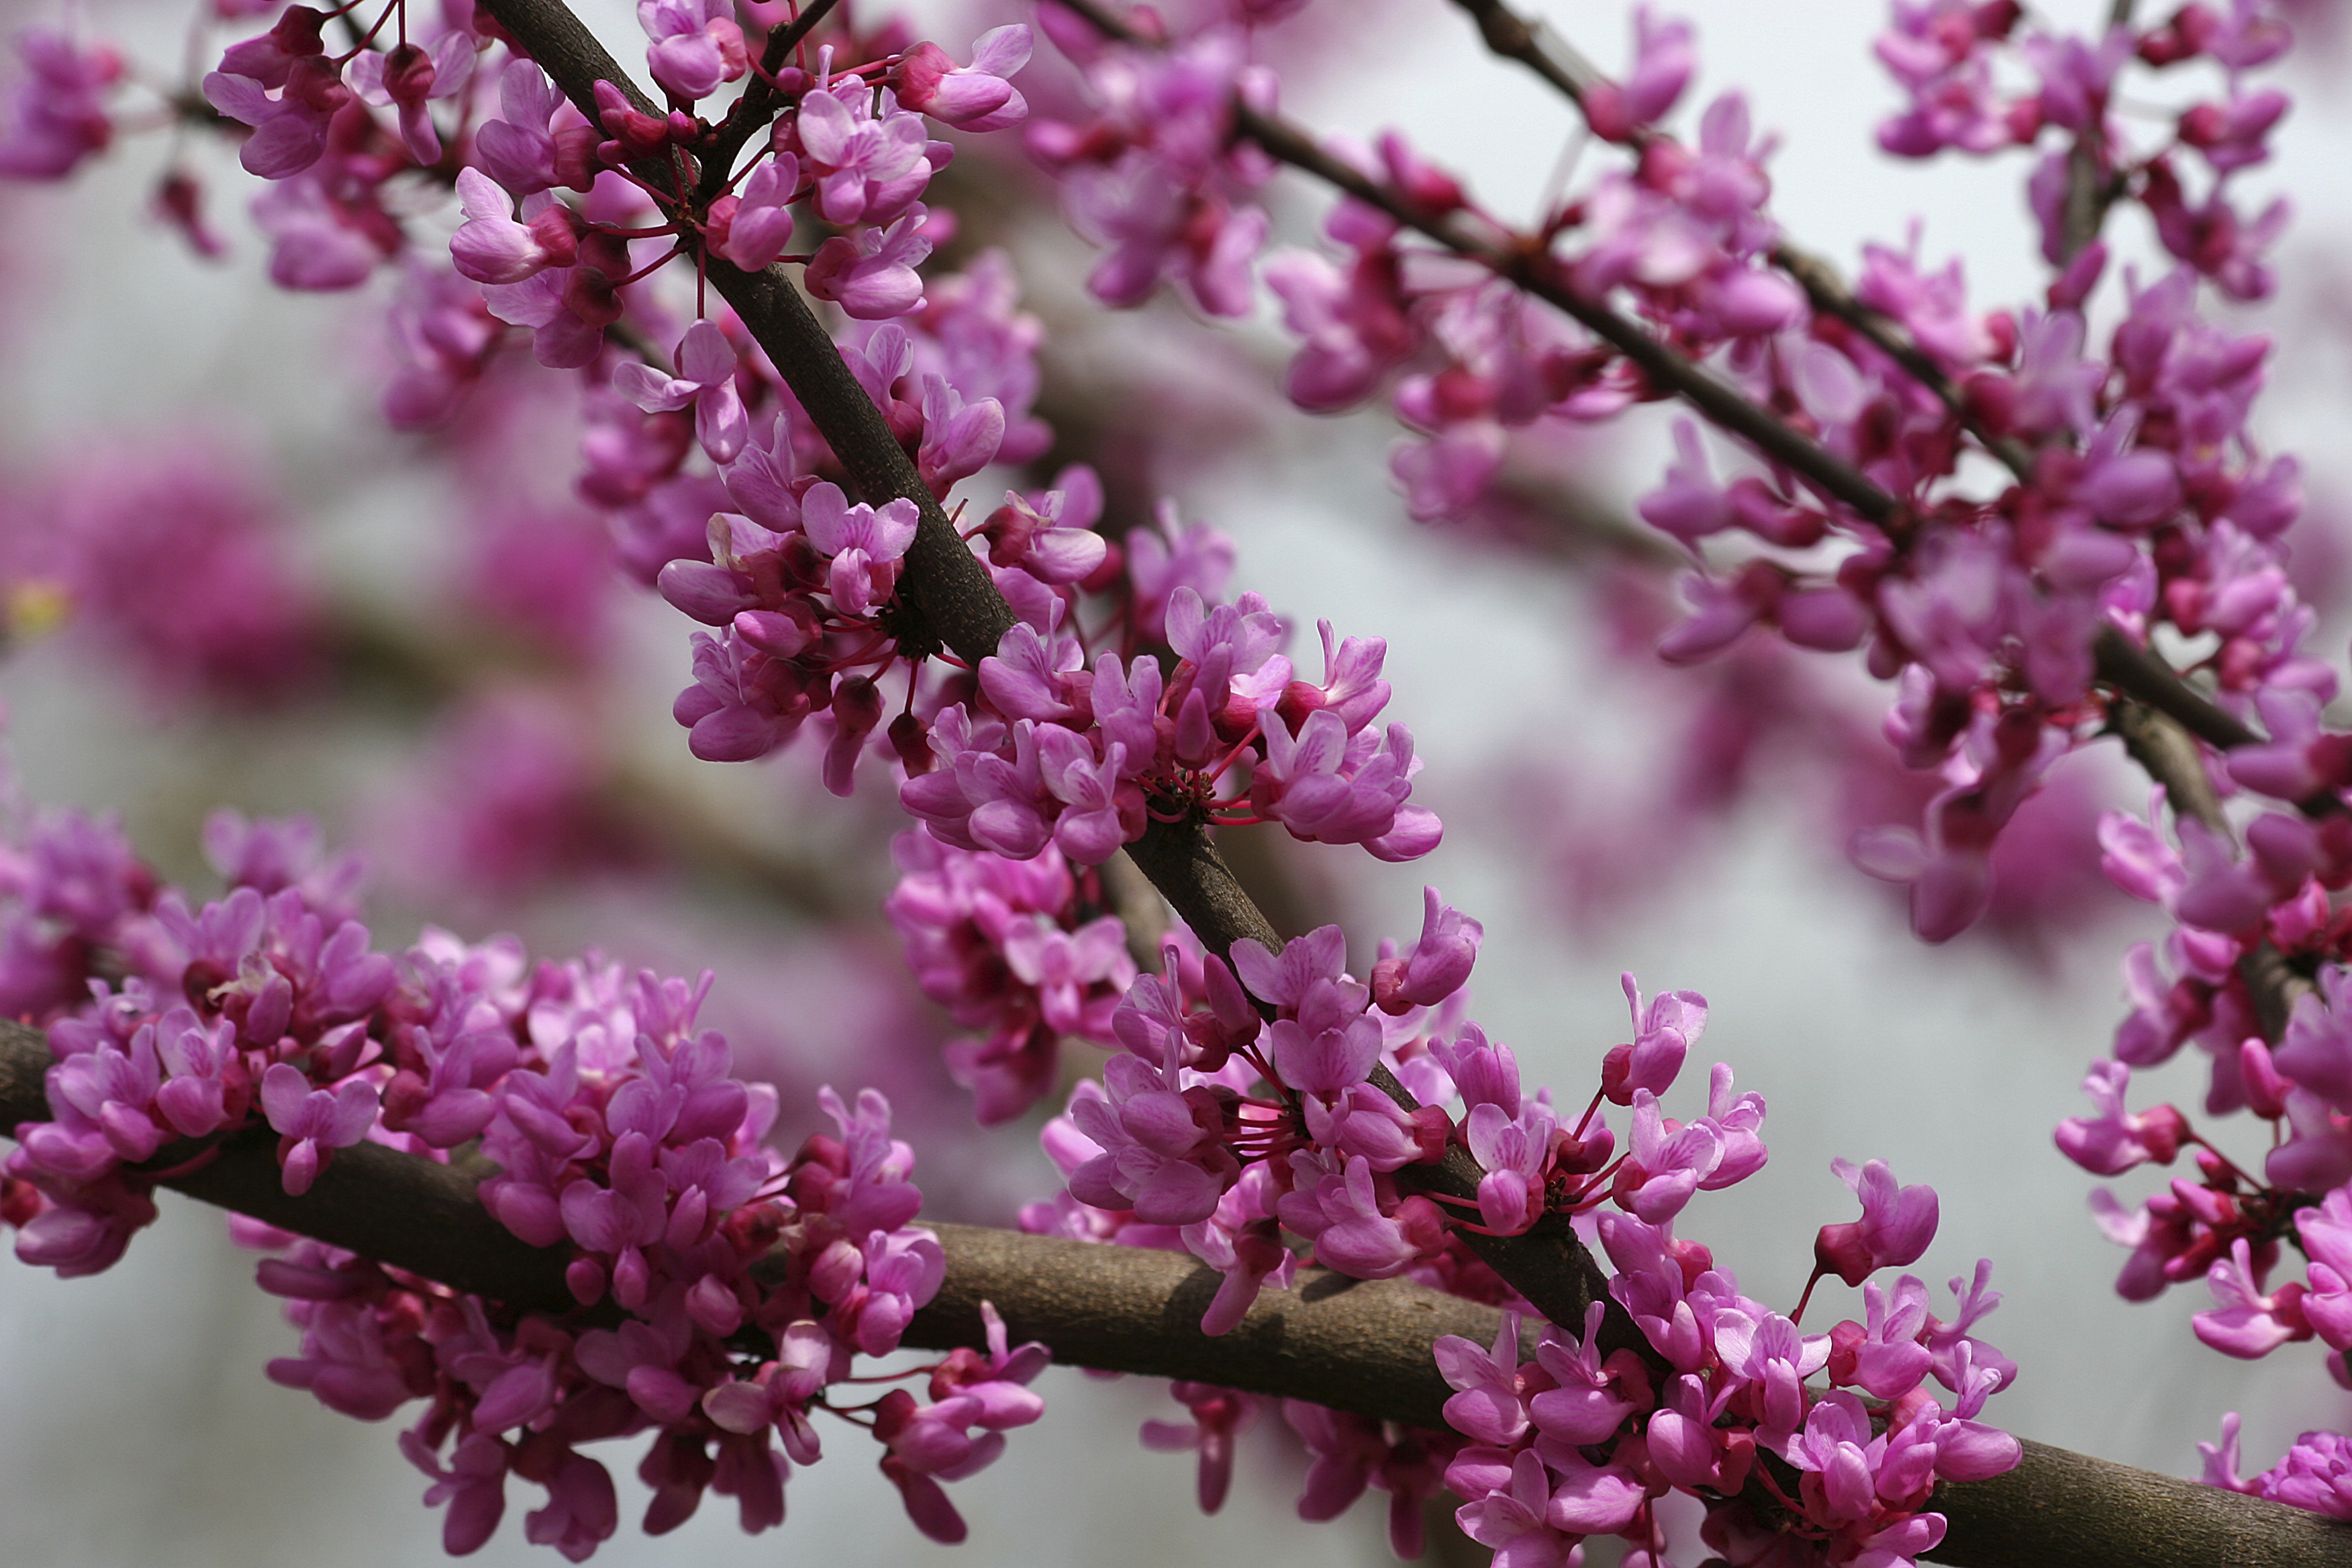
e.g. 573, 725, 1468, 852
1009, 887, 2018, 1563
1879, 0, 2290, 295
884, 828, 1136, 1122
905, 583, 1440, 867
2, 804, 1046, 1557
0, 435, 324, 705
2058, 778, 2352, 1491
0, 0, 1443, 889
1026, 13, 1277, 317
2204, 1411, 2352, 1520
2059, 936, 2352, 1351
5, 810, 371, 1271
1440, 1232, 2018, 1568
55, 0, 2352, 1553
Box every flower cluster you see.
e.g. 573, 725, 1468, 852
0, 434, 324, 705
884, 828, 1136, 1123
905, 587, 1440, 866
2204, 1412, 2352, 1520
1440, 1220, 2020, 1568
1024, 921, 1779, 1328
1027, 18, 1278, 317
1030, 0, 2312, 962
1006, 889, 2017, 1563
1879, 0, 2290, 295
2, 807, 1048, 1557
2052, 772, 2352, 1504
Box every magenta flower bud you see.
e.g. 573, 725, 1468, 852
593, 79, 669, 158
687, 1273, 745, 1336
656, 559, 754, 625
565, 1255, 606, 1304
810, 1236, 864, 1304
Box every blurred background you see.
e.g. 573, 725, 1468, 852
1, 0, 2350, 1562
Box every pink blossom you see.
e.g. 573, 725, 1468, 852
0, 28, 121, 179
1814, 1157, 1939, 1287
1584, 7, 1696, 142
259, 1061, 379, 1195
450, 170, 578, 286
1371, 886, 1481, 1014
713, 154, 804, 271
473, 60, 571, 196
203, 30, 349, 181
344, 34, 473, 164
1140, 1382, 1261, 1513
614, 320, 750, 464
805, 206, 936, 321
2194, 1237, 2312, 1358
891, 26, 1032, 132
794, 79, 938, 227
2055, 1060, 2190, 1175
802, 481, 920, 617
1602, 973, 1704, 1104
638, 0, 746, 102
1277, 1150, 1442, 1278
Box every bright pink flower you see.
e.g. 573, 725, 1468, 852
638, 0, 746, 101
344, 33, 473, 163
1583, 7, 1695, 141
2194, 1237, 2312, 1358
450, 170, 578, 285
794, 80, 938, 226
891, 26, 1032, 132
802, 481, 920, 617
0, 27, 121, 179
614, 320, 750, 463
805, 206, 936, 320
1814, 1157, 1939, 1287
260, 1061, 379, 1195
1140, 1381, 1262, 1513
712, 154, 803, 270
2055, 1060, 2190, 1175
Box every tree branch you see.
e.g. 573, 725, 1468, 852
695, 0, 843, 205
1442, 0, 2039, 481
1226, 100, 1903, 526
6, 1018, 2349, 1566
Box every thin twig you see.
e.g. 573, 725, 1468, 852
1444, 0, 2036, 480
1228, 100, 1903, 526
695, 0, 843, 204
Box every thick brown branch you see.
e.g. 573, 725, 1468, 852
5, 1018, 2350, 1566
2093, 627, 2261, 752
